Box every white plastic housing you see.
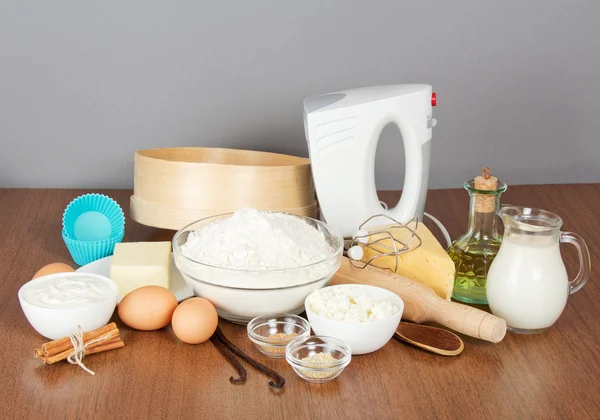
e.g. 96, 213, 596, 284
304, 84, 434, 237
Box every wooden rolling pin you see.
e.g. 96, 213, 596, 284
330, 257, 507, 343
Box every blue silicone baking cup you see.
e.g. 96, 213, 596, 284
62, 193, 125, 241
62, 228, 125, 266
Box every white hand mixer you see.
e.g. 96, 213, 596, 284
303, 84, 450, 266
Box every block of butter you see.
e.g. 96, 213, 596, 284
110, 241, 172, 297
361, 222, 455, 300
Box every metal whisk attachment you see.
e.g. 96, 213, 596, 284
345, 214, 422, 271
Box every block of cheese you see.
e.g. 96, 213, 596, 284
361, 222, 455, 300
110, 241, 172, 297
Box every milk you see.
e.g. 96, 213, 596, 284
486, 235, 569, 331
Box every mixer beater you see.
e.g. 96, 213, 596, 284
345, 214, 422, 271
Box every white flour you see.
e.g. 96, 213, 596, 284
181, 209, 332, 270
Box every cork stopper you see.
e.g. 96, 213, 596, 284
473, 167, 498, 213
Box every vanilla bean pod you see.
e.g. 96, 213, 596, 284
215, 327, 286, 389
210, 335, 247, 384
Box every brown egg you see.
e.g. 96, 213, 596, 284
32, 263, 75, 279
118, 286, 178, 331
171, 298, 218, 344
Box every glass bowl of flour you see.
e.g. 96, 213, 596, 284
172, 209, 344, 324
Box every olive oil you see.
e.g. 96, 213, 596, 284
448, 239, 502, 304
447, 173, 507, 305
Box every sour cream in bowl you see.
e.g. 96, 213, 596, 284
304, 284, 404, 355
18, 272, 118, 339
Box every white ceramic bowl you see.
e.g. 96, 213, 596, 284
172, 213, 344, 325
18, 272, 118, 340
305, 284, 404, 355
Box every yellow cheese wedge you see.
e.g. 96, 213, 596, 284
361, 222, 455, 300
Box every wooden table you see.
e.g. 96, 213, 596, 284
1, 185, 599, 419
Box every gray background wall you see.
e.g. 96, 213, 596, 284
1, 1, 599, 190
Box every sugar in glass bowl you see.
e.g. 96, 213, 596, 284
247, 314, 311, 358
285, 335, 352, 383
172, 212, 344, 324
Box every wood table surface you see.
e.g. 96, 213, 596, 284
1, 185, 599, 420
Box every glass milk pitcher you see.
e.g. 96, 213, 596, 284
486, 206, 591, 333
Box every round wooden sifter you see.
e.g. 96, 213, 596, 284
130, 147, 317, 230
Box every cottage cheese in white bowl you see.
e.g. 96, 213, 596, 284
305, 284, 404, 355
172, 210, 344, 324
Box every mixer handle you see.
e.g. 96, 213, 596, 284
386, 115, 423, 223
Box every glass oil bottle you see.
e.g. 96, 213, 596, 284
447, 169, 507, 304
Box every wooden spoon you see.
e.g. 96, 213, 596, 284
394, 322, 464, 356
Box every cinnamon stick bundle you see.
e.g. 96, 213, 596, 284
33, 322, 124, 365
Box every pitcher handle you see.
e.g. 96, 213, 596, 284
560, 232, 591, 294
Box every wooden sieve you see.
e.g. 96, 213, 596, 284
131, 147, 316, 230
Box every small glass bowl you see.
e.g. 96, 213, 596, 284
285, 335, 351, 383
247, 314, 311, 358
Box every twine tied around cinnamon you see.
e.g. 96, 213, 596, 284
34, 322, 124, 372
66, 326, 112, 375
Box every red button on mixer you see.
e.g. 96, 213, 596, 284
431, 92, 437, 106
